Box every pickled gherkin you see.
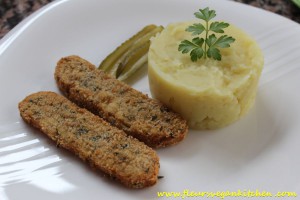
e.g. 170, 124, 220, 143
99, 25, 164, 80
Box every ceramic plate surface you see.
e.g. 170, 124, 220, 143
1, 0, 300, 199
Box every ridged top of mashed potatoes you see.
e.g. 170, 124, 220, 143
148, 21, 264, 95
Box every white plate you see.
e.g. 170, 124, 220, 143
1, 0, 300, 199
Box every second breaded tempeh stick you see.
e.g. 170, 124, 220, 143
55, 55, 188, 148
18, 91, 159, 188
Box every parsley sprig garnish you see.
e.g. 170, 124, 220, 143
178, 7, 235, 61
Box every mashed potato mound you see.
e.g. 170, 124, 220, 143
148, 21, 264, 129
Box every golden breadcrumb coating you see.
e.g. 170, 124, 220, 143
18, 91, 159, 188
55, 55, 188, 148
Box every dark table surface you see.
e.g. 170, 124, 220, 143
0, 0, 300, 39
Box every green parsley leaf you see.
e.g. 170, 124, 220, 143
214, 35, 235, 48
178, 7, 235, 61
209, 22, 229, 33
178, 40, 196, 54
186, 23, 205, 35
206, 34, 235, 60
190, 47, 204, 62
194, 7, 216, 22
207, 47, 221, 61
178, 38, 204, 62
206, 34, 217, 47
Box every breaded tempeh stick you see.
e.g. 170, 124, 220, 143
55, 55, 188, 148
18, 91, 159, 188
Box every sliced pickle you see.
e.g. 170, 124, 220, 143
117, 53, 148, 81
99, 24, 157, 76
99, 25, 164, 80
115, 26, 164, 80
